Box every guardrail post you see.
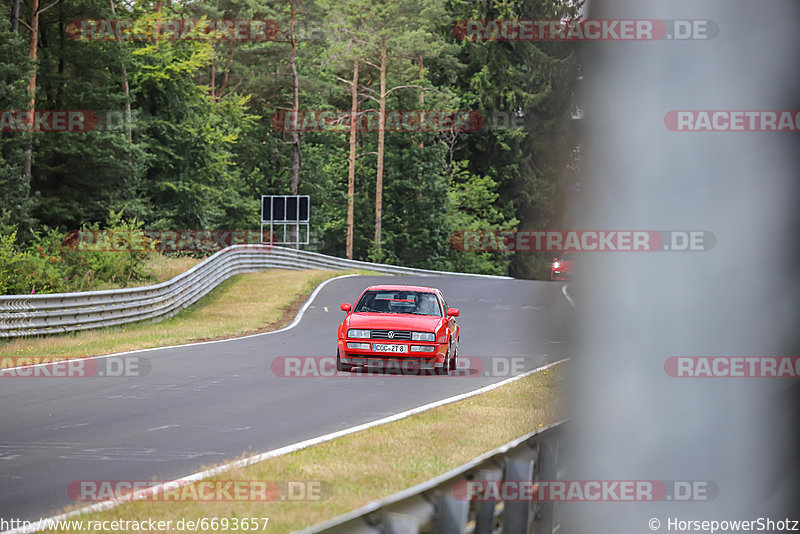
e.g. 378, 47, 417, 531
533, 440, 558, 534
501, 458, 533, 533
474, 468, 503, 534
435, 494, 469, 534
383, 512, 419, 534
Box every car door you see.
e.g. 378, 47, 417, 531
437, 290, 458, 350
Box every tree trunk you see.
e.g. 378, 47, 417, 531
289, 0, 301, 196
154, 2, 162, 43
218, 42, 235, 97
287, 0, 302, 249
22, 0, 40, 182
109, 0, 132, 142
418, 55, 424, 149
210, 45, 216, 98
346, 57, 359, 259
26, 0, 41, 110
11, 0, 20, 32
374, 37, 386, 256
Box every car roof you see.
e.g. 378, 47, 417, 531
364, 284, 438, 293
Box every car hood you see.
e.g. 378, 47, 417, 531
346, 313, 444, 331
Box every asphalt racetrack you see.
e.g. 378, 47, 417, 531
0, 274, 573, 523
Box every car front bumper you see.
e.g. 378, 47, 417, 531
551, 270, 571, 280
338, 340, 447, 369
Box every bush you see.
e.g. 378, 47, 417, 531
0, 231, 22, 294
0, 212, 156, 295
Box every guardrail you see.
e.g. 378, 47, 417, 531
0, 245, 509, 338
296, 420, 565, 534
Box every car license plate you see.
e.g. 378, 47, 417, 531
373, 344, 408, 353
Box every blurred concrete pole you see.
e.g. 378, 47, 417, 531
562, 0, 800, 531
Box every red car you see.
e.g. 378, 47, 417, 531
337, 285, 460, 374
551, 253, 573, 281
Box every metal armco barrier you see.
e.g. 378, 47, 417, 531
295, 420, 565, 534
0, 245, 509, 338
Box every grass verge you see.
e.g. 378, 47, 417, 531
44, 363, 564, 533
89, 254, 203, 291
0, 269, 362, 363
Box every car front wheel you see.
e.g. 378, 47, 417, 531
449, 342, 458, 371
437, 348, 451, 375
336, 348, 352, 372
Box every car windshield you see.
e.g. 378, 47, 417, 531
353, 290, 442, 316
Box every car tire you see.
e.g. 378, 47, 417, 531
336, 348, 352, 372
449, 343, 458, 371
437, 348, 451, 375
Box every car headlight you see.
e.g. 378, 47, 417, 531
411, 332, 435, 342
348, 329, 371, 339
410, 345, 436, 352
347, 342, 370, 350
553, 262, 560, 269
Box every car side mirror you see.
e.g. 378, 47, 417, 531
447, 308, 460, 317
340, 303, 351, 312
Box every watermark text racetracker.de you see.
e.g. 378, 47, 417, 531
665, 356, 800, 378
271, 356, 533, 377
67, 479, 328, 502
665, 110, 800, 132
454, 19, 718, 41
66, 19, 280, 41
0, 110, 98, 132
271, 110, 531, 133
0, 356, 150, 378
0, 109, 176, 133
450, 230, 715, 253
272, 110, 482, 133
63, 229, 268, 253
0, 517, 270, 533
453, 479, 718, 502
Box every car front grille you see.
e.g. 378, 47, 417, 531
370, 329, 413, 340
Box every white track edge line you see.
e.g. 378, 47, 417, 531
561, 283, 575, 307
3, 358, 569, 534
0, 273, 361, 375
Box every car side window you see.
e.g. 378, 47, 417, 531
438, 291, 449, 315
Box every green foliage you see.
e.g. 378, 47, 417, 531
445, 160, 517, 275
0, 0, 581, 281
0, 231, 22, 294
446, 0, 582, 277
0, 211, 155, 295
0, 16, 33, 235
